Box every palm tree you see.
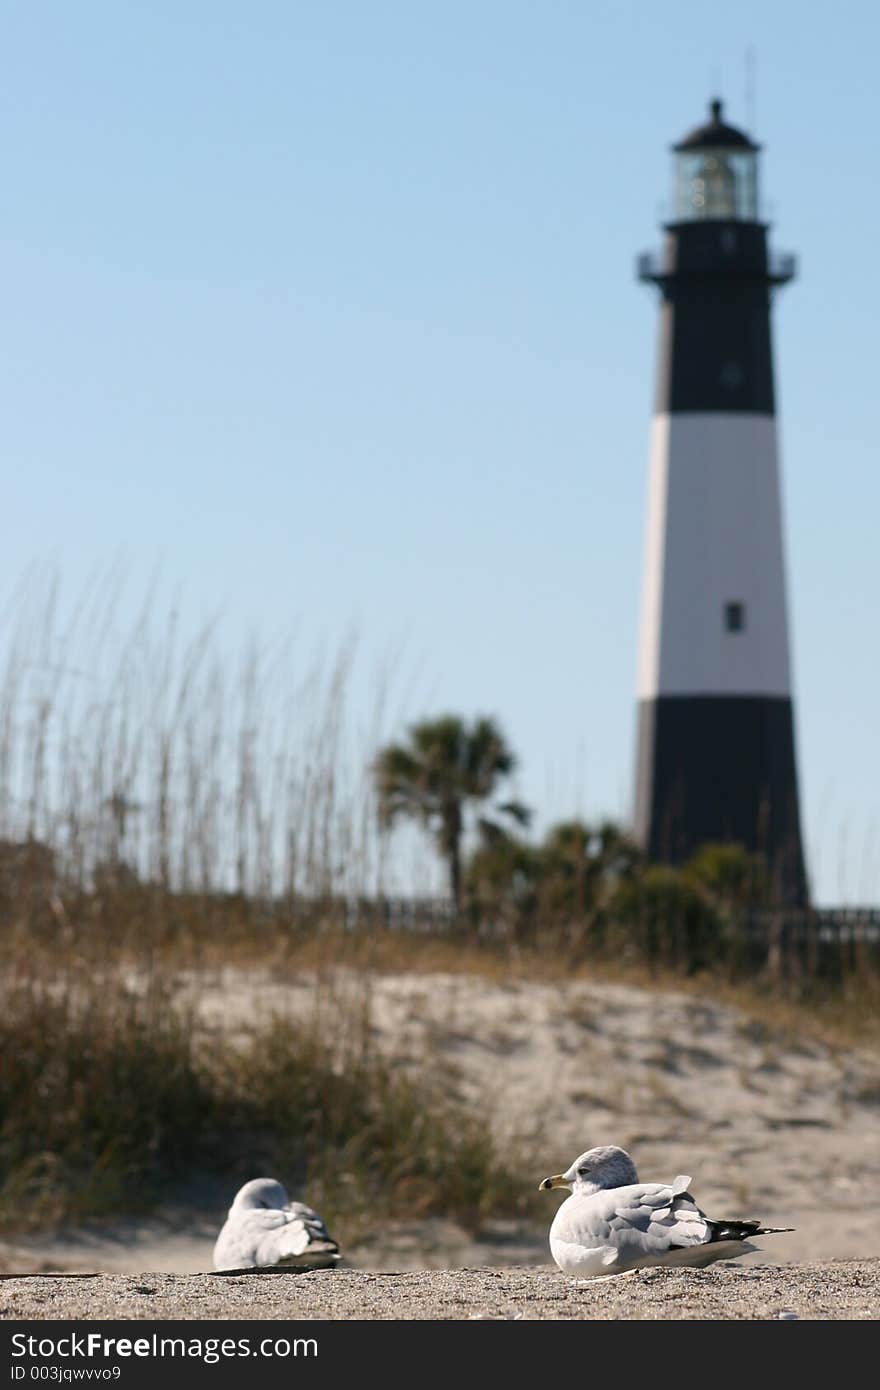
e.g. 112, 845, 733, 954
540, 818, 641, 917
374, 715, 529, 910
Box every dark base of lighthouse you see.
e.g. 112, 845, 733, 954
634, 695, 808, 906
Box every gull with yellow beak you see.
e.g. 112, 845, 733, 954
540, 1145, 792, 1278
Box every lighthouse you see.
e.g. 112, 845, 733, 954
633, 99, 808, 906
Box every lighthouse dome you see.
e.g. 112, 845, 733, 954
673, 98, 759, 152
670, 99, 759, 222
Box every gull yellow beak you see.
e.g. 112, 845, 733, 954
538, 1174, 568, 1192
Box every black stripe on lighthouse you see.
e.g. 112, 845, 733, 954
654, 222, 775, 414
634, 696, 806, 897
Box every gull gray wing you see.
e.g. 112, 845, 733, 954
552, 1181, 711, 1270
254, 1203, 338, 1266
608, 1181, 710, 1259
287, 1200, 331, 1234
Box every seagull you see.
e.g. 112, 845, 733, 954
213, 1178, 341, 1273
539, 1145, 792, 1278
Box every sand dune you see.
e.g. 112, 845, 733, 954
3, 969, 877, 1274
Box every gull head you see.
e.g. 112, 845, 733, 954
539, 1145, 639, 1196
228, 1178, 291, 1214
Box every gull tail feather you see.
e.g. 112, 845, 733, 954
709, 1220, 794, 1242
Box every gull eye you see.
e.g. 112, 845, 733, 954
577, 1165, 590, 1177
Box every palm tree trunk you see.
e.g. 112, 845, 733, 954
449, 837, 462, 915
443, 800, 463, 918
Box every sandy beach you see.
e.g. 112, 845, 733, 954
3, 1262, 879, 1321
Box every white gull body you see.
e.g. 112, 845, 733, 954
213, 1178, 340, 1272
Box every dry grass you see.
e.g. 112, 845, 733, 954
0, 949, 530, 1238
0, 569, 407, 915
2, 572, 874, 988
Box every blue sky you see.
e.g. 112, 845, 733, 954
1, 1, 878, 902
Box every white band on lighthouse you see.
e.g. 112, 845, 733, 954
637, 412, 793, 701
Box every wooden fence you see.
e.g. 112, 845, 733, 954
337, 896, 880, 976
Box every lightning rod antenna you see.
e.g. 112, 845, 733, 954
745, 44, 757, 135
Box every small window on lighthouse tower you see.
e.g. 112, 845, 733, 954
725, 601, 746, 632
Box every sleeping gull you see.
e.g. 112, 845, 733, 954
540, 1145, 792, 1278
213, 1178, 340, 1272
